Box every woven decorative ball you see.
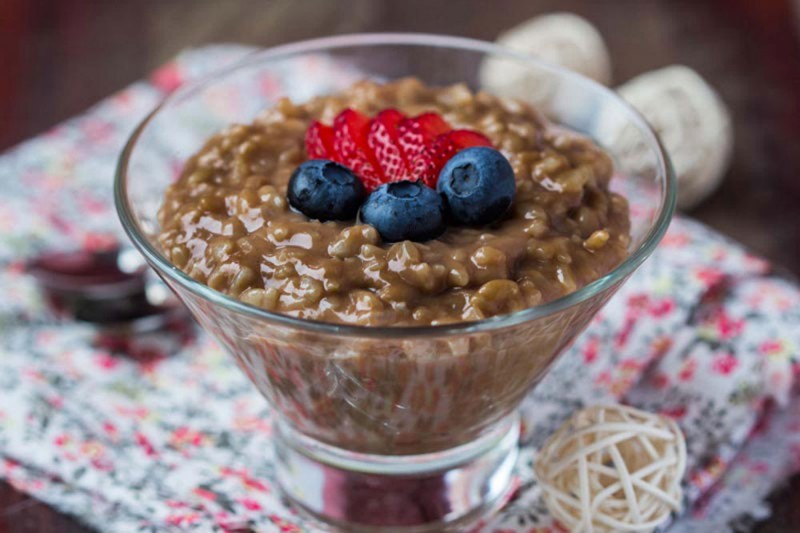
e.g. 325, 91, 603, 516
480, 13, 612, 105
495, 12, 612, 84
617, 65, 733, 210
534, 404, 687, 533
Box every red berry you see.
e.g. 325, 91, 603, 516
367, 109, 411, 182
446, 129, 493, 150
333, 109, 385, 190
397, 113, 451, 163
305, 121, 335, 159
303, 109, 493, 191
409, 129, 493, 187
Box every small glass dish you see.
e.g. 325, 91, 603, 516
115, 33, 674, 532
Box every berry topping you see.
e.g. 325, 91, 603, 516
288, 160, 366, 221
437, 147, 516, 226
303, 108, 496, 192
360, 181, 446, 242
396, 113, 451, 162
409, 129, 493, 188
333, 109, 385, 190
367, 109, 410, 182
304, 121, 335, 159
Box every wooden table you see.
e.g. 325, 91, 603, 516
1, 0, 799, 531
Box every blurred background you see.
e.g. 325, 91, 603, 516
0, 0, 798, 278
0, 0, 799, 530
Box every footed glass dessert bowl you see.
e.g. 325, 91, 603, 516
115, 34, 674, 532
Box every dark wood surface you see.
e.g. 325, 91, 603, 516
1, 0, 799, 531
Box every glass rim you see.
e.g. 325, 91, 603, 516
114, 32, 676, 339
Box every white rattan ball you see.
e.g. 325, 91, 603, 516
535, 404, 687, 533
497, 13, 612, 84
482, 13, 732, 210
617, 65, 733, 210
479, 13, 612, 106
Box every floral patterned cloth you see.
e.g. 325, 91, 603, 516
1, 45, 799, 532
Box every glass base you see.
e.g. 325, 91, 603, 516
274, 413, 520, 532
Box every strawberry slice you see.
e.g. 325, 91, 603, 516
303, 109, 493, 191
397, 113, 451, 163
333, 109, 385, 190
305, 121, 335, 159
367, 109, 411, 182
409, 129, 493, 187
446, 130, 493, 150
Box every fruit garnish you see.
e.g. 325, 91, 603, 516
396, 113, 451, 163
360, 181, 446, 242
409, 129, 493, 188
333, 109, 385, 191
302, 108, 496, 193
367, 109, 411, 182
437, 146, 515, 226
304, 121, 335, 159
287, 160, 366, 221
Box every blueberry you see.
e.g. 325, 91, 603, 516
360, 181, 446, 242
437, 147, 515, 226
287, 160, 365, 221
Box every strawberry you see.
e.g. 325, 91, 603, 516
333, 109, 384, 190
303, 109, 493, 191
409, 129, 493, 187
367, 109, 411, 182
445, 130, 493, 150
304, 121, 335, 159
397, 113, 451, 163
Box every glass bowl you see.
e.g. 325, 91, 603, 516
115, 33, 675, 532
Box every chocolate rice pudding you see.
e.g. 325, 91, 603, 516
157, 78, 630, 327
